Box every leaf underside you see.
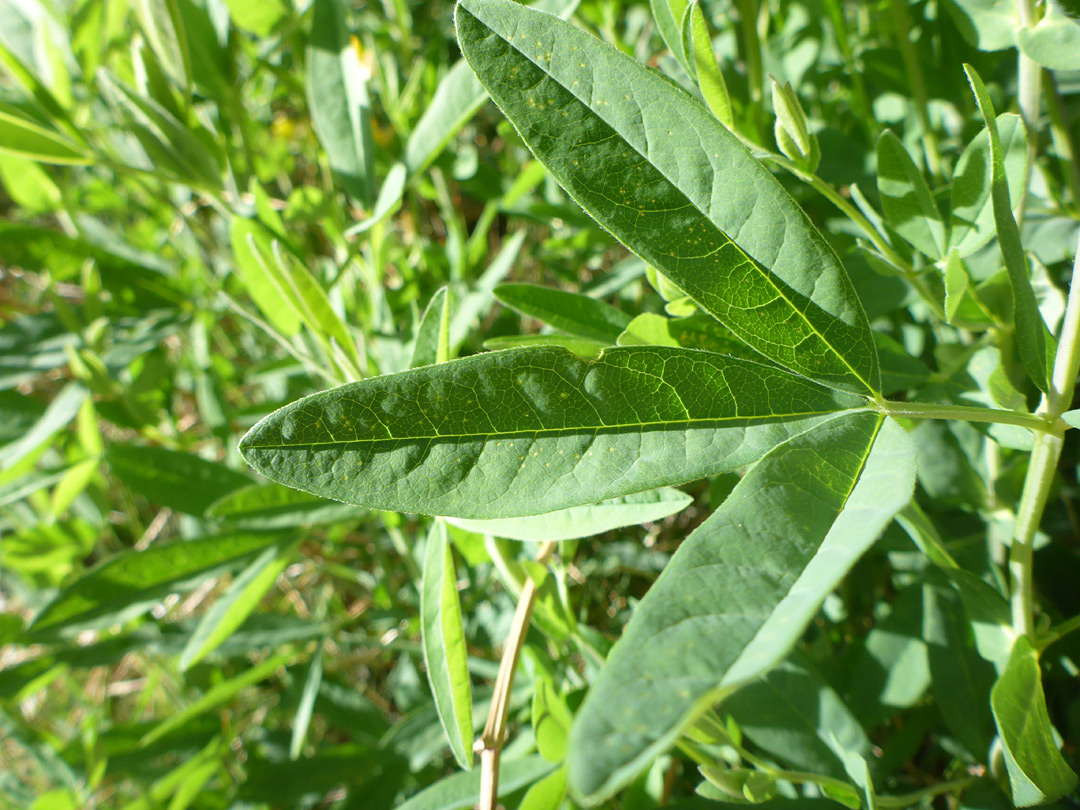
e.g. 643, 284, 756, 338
566, 412, 917, 803
238, 346, 864, 519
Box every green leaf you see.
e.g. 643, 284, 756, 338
141, 650, 296, 745
178, 541, 297, 671
533, 675, 574, 761
876, 131, 946, 260
455, 0, 879, 394
924, 583, 997, 760
1061, 409, 1080, 430
445, 488, 692, 542
221, 0, 289, 36
964, 65, 1055, 393
650, 0, 691, 75
943, 0, 1018, 51
0, 382, 86, 471
0, 104, 88, 164
132, 0, 191, 94
307, 0, 374, 205
483, 333, 608, 358
238, 345, 865, 519
106, 443, 251, 515
0, 154, 62, 211
519, 766, 568, 810
229, 219, 302, 337
291, 644, 325, 759
990, 636, 1078, 805
242, 232, 362, 374
404, 59, 487, 175
565, 412, 916, 802
346, 162, 406, 236
950, 114, 1030, 259
205, 482, 365, 529
1016, 3, 1080, 70
411, 287, 453, 369
723, 654, 871, 780
421, 521, 474, 769
686, 1, 732, 128
495, 284, 632, 344
396, 755, 556, 810
29, 533, 285, 635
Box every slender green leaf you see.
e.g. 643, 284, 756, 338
455, 0, 879, 394
686, 1, 732, 128
964, 65, 1054, 392
519, 767, 568, 810
404, 59, 487, 175
877, 131, 946, 260
446, 488, 692, 542
206, 482, 364, 529
566, 412, 916, 802
924, 583, 997, 760
229, 219, 302, 337
243, 233, 363, 374
0, 105, 87, 164
949, 114, 1029, 258
0, 382, 86, 471
141, 650, 296, 745
178, 541, 297, 671
238, 345, 864, 519
650, 0, 690, 75
307, 0, 374, 205
396, 755, 556, 810
421, 521, 474, 769
106, 443, 251, 515
346, 162, 406, 235
495, 284, 632, 344
483, 333, 607, 358
533, 675, 573, 762
991, 636, 1078, 805
291, 645, 325, 759
132, 0, 191, 94
29, 533, 284, 634
412, 287, 452, 369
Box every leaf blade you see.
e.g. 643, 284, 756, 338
238, 346, 865, 519
421, 521, 475, 769
990, 636, 1078, 805
565, 412, 916, 802
455, 0, 878, 394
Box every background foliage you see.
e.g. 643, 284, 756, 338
1, 0, 1078, 808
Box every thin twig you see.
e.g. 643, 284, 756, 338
477, 541, 556, 810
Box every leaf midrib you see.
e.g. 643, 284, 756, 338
242, 407, 868, 449
460, 2, 874, 394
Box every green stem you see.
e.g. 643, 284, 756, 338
874, 400, 1060, 433
1015, 0, 1041, 224
1009, 229, 1080, 637
887, 0, 942, 177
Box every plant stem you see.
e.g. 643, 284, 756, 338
1045, 73, 1080, 212
1009, 230, 1080, 637
887, 0, 942, 177
478, 541, 556, 810
874, 400, 1060, 433
1015, 0, 1042, 224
